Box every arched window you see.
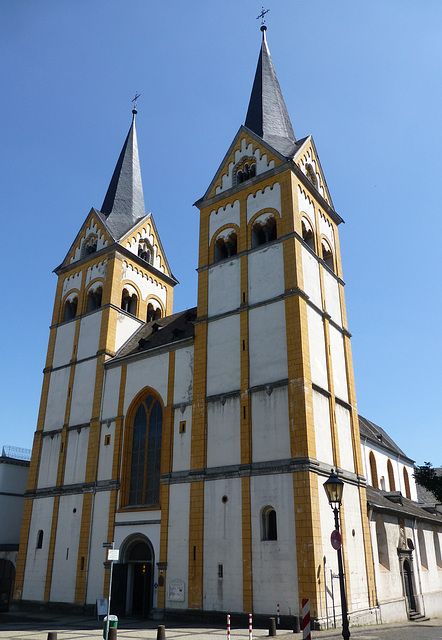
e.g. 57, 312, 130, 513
86, 286, 102, 312
261, 506, 277, 541
375, 515, 389, 570
305, 163, 318, 188
235, 160, 256, 185
369, 451, 379, 489
138, 240, 153, 264
418, 524, 428, 569
434, 529, 442, 568
214, 232, 237, 262
387, 459, 396, 491
127, 393, 163, 506
36, 530, 44, 549
301, 218, 315, 251
147, 303, 162, 322
251, 216, 277, 248
403, 467, 411, 499
63, 296, 78, 322
322, 239, 334, 272
82, 234, 98, 258
121, 289, 138, 316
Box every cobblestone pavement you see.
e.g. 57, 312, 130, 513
0, 613, 441, 640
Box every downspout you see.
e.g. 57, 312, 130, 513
412, 517, 425, 615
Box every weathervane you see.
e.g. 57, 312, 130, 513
257, 7, 269, 25
132, 91, 141, 113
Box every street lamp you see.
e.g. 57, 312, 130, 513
323, 470, 350, 640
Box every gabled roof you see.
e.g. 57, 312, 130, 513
100, 110, 146, 240
366, 485, 442, 524
359, 415, 413, 463
245, 26, 296, 157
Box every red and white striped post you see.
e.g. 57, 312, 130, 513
249, 613, 253, 640
302, 599, 311, 640
277, 603, 280, 625
227, 614, 231, 640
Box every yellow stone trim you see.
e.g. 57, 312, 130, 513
241, 476, 253, 612
26, 432, 43, 491
358, 485, 377, 606
157, 350, 176, 609
293, 471, 323, 617
74, 493, 91, 604
190, 322, 208, 470
188, 481, 204, 609
51, 278, 66, 327
112, 366, 127, 480
13, 498, 34, 599
44, 495, 60, 601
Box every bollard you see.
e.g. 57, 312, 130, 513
109, 628, 117, 640
293, 615, 300, 633
157, 625, 166, 640
47, 633, 57, 640
269, 617, 276, 637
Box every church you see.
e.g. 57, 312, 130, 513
13, 24, 442, 626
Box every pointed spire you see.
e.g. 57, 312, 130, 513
245, 25, 296, 153
101, 107, 146, 239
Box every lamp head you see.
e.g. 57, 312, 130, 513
323, 469, 344, 510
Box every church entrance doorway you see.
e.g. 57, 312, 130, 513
111, 536, 154, 618
403, 558, 416, 613
0, 559, 15, 612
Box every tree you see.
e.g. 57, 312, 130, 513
414, 462, 442, 503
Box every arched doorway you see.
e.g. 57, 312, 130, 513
111, 535, 154, 618
0, 559, 15, 612
403, 558, 416, 613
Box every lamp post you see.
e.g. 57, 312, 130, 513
323, 470, 350, 640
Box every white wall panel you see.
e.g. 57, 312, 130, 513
207, 397, 241, 468
63, 427, 89, 485
208, 260, 240, 317
249, 301, 288, 387
173, 347, 194, 405
209, 200, 240, 242
50, 494, 83, 602
248, 243, 285, 306
22, 497, 55, 601
77, 313, 102, 360
312, 391, 333, 465
203, 478, 243, 611
323, 270, 342, 327
172, 406, 192, 473
307, 306, 328, 390
166, 484, 190, 609
301, 245, 322, 310
246, 183, 281, 223
85, 491, 111, 603
250, 474, 298, 615
115, 313, 143, 352
37, 434, 61, 488
101, 368, 122, 421
44, 368, 70, 431
335, 404, 354, 473
206, 316, 240, 396
97, 422, 116, 482
69, 360, 96, 426
251, 387, 290, 463
124, 352, 169, 411
52, 323, 76, 368
329, 326, 348, 403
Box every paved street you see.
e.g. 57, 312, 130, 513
0, 613, 442, 640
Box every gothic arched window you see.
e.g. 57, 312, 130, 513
86, 286, 102, 312
375, 515, 389, 570
261, 506, 277, 541
403, 467, 411, 499
127, 393, 163, 507
387, 459, 396, 491
369, 451, 379, 489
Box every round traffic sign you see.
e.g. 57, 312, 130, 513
331, 529, 342, 551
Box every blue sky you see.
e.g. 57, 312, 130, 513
1, 1, 441, 465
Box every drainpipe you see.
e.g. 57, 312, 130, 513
412, 517, 425, 616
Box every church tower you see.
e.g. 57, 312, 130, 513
188, 24, 376, 617
14, 108, 177, 605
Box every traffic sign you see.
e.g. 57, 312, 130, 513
330, 529, 342, 551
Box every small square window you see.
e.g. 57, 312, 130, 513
218, 564, 223, 579
104, 434, 111, 446
179, 421, 186, 434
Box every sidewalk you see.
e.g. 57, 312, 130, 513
0, 611, 442, 640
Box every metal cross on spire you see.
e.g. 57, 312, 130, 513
132, 91, 141, 113
257, 7, 269, 25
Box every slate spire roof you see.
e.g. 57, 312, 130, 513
245, 25, 296, 155
100, 108, 146, 240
